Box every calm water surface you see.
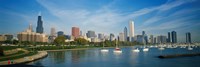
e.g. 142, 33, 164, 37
28, 47, 200, 67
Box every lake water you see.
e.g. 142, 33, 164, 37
28, 46, 200, 67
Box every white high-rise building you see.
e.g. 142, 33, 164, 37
119, 32, 124, 41
129, 20, 135, 41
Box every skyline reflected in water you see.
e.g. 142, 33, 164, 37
29, 47, 200, 67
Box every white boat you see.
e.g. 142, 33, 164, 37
101, 49, 109, 52
113, 47, 122, 53
188, 47, 193, 50
113, 39, 122, 53
133, 48, 140, 52
158, 47, 165, 50
143, 48, 149, 52
142, 41, 149, 52
188, 43, 193, 50
101, 41, 109, 52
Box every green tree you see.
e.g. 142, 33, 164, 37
74, 38, 88, 45
54, 36, 66, 46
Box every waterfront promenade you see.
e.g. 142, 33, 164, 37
0, 51, 47, 66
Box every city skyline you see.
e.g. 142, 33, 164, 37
0, 0, 200, 42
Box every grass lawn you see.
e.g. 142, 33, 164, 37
0, 51, 37, 62
0, 46, 25, 50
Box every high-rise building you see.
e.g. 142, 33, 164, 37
49, 27, 56, 43
124, 27, 128, 41
98, 33, 104, 39
86, 30, 96, 38
149, 35, 153, 44
136, 35, 143, 43
0, 34, 13, 41
57, 31, 64, 36
156, 35, 167, 44
110, 33, 115, 41
167, 32, 171, 43
72, 27, 80, 38
36, 13, 44, 34
142, 31, 148, 45
142, 31, 145, 36
18, 24, 48, 42
129, 20, 135, 42
171, 31, 177, 43
51, 27, 56, 36
153, 37, 157, 44
186, 32, 191, 43
119, 33, 124, 41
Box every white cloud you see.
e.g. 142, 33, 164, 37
36, 0, 197, 36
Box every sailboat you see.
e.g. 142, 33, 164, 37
158, 42, 165, 50
113, 39, 122, 53
188, 43, 193, 50
101, 41, 109, 52
132, 48, 140, 52
143, 39, 149, 52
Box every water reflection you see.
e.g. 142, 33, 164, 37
71, 50, 86, 63
29, 47, 200, 67
49, 51, 66, 63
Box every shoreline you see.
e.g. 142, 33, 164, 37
44, 46, 133, 52
0, 51, 48, 66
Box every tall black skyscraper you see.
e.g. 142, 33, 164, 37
36, 13, 44, 34
167, 32, 171, 43
186, 32, 191, 43
171, 31, 177, 43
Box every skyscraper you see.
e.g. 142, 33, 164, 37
186, 32, 191, 43
149, 35, 153, 44
157, 35, 167, 44
124, 27, 128, 41
51, 27, 56, 36
57, 31, 64, 36
167, 32, 171, 43
72, 27, 80, 38
36, 13, 44, 34
129, 20, 135, 41
86, 30, 96, 38
119, 33, 124, 41
110, 33, 115, 41
142, 31, 148, 45
49, 27, 56, 43
171, 31, 177, 43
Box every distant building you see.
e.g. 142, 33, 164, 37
36, 12, 44, 34
110, 33, 115, 41
167, 32, 171, 43
57, 31, 64, 36
49, 27, 56, 43
156, 35, 167, 44
0, 34, 13, 41
18, 24, 48, 42
86, 30, 96, 38
136, 35, 143, 43
129, 20, 135, 42
142, 31, 148, 45
119, 33, 124, 41
72, 27, 80, 38
149, 35, 153, 44
153, 37, 157, 44
171, 31, 177, 43
124, 27, 128, 41
186, 32, 191, 43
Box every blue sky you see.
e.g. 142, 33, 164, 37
0, 0, 200, 42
